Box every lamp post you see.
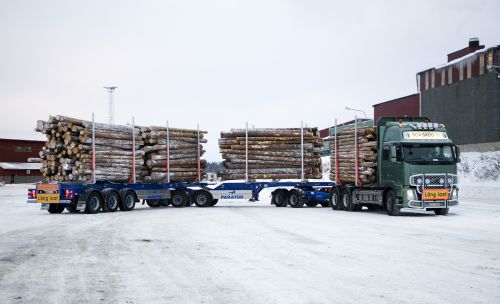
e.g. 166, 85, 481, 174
104, 86, 117, 125
345, 107, 367, 119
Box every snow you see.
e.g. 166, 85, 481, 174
0, 153, 499, 303
0, 162, 41, 170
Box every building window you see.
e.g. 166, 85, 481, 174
441, 69, 445, 86
448, 66, 453, 84
15, 147, 32, 153
467, 59, 472, 79
459, 62, 464, 81
479, 53, 484, 75
425, 71, 429, 90
431, 70, 435, 88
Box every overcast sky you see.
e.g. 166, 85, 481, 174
1, 0, 499, 161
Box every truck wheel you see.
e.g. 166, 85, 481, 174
330, 187, 341, 210
119, 191, 136, 211
66, 204, 80, 213
48, 204, 65, 214
146, 199, 161, 208
85, 191, 102, 214
385, 190, 401, 216
271, 190, 288, 207
209, 199, 218, 207
305, 201, 317, 207
170, 190, 188, 208
192, 190, 213, 207
160, 199, 170, 207
320, 201, 330, 207
341, 188, 356, 211
434, 208, 449, 215
104, 191, 120, 212
287, 190, 304, 208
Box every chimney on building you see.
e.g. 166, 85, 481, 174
447, 38, 485, 62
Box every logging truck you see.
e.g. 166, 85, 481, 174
329, 117, 460, 216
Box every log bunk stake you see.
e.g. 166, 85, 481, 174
219, 126, 323, 180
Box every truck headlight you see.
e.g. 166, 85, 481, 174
451, 188, 458, 200
406, 189, 417, 201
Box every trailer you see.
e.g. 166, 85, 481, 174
329, 116, 460, 216
27, 179, 334, 213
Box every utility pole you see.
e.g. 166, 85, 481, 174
104, 86, 117, 124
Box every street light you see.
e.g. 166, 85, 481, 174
104, 86, 117, 125
345, 107, 367, 119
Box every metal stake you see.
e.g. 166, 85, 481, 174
334, 118, 339, 184
132, 117, 136, 183
197, 123, 201, 182
166, 121, 170, 183
92, 112, 96, 184
245, 122, 249, 182
301, 121, 304, 181
354, 116, 358, 187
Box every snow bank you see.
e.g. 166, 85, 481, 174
459, 151, 500, 182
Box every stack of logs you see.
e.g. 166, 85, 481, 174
35, 115, 206, 182
141, 127, 207, 181
219, 128, 323, 180
329, 126, 377, 184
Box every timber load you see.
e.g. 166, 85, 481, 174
35, 115, 206, 182
329, 126, 377, 184
219, 128, 323, 180
140, 127, 207, 182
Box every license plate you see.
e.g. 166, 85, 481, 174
423, 189, 449, 201
36, 184, 60, 203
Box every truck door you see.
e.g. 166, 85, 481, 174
380, 144, 403, 188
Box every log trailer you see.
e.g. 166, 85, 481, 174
329, 117, 460, 216
27, 118, 333, 213
26, 180, 333, 214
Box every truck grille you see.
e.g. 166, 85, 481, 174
409, 174, 458, 194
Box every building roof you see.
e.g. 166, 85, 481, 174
0, 138, 45, 144
373, 93, 419, 107
0, 162, 42, 170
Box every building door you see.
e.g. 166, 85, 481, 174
10, 174, 15, 184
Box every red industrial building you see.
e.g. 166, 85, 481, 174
0, 138, 44, 184
372, 94, 420, 123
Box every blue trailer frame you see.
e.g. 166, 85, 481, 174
27, 180, 334, 213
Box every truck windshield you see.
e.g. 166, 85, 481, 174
402, 144, 456, 164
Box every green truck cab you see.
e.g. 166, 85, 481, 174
331, 117, 460, 216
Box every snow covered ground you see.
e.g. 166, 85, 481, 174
0, 154, 499, 303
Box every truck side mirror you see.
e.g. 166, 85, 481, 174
454, 145, 461, 163
396, 146, 404, 162
390, 145, 403, 162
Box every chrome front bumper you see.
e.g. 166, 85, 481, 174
408, 199, 459, 209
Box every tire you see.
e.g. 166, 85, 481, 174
305, 201, 317, 207
434, 208, 449, 215
192, 190, 213, 207
209, 199, 218, 207
66, 204, 80, 213
119, 191, 136, 211
160, 199, 170, 207
320, 201, 330, 208
48, 204, 65, 214
385, 190, 401, 216
170, 190, 188, 208
104, 191, 120, 212
367, 205, 381, 211
85, 191, 103, 214
271, 190, 288, 207
287, 189, 304, 208
341, 188, 357, 211
330, 187, 341, 210
146, 199, 161, 208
